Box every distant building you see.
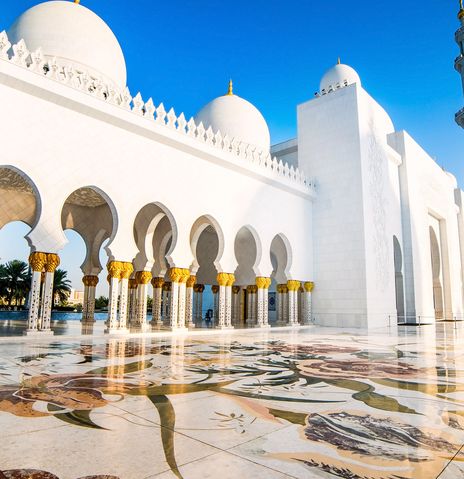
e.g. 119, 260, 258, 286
66, 289, 85, 306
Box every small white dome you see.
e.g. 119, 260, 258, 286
195, 83, 270, 153
8, 1, 126, 89
320, 62, 361, 92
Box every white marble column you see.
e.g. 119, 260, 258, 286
225, 274, 234, 328
40, 253, 60, 332
287, 280, 300, 326
135, 271, 152, 330
302, 281, 314, 325
212, 285, 219, 327
216, 273, 234, 329
128, 278, 137, 326
232, 286, 241, 327
186, 275, 196, 328
118, 262, 133, 332
162, 282, 171, 325
195, 284, 204, 324
151, 277, 164, 327
276, 284, 285, 326
82, 275, 99, 323
107, 269, 120, 332
255, 277, 271, 328
166, 268, 189, 330
177, 270, 189, 331
26, 252, 47, 334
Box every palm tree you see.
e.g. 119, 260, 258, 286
1, 260, 29, 307
53, 269, 72, 307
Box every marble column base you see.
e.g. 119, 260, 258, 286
80, 319, 96, 324
254, 324, 271, 329
215, 325, 234, 330
24, 329, 54, 337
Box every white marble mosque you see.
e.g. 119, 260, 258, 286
0, 0, 464, 338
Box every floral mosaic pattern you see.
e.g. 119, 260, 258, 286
1, 328, 464, 478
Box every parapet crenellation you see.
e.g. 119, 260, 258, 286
0, 31, 316, 196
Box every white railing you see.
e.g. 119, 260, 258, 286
0, 31, 316, 194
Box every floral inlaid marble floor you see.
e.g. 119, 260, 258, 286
1, 324, 464, 478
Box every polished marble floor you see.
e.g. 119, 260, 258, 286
1, 323, 464, 478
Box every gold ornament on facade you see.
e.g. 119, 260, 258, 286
304, 281, 315, 293
287, 280, 301, 292
44, 253, 60, 273
187, 275, 197, 288
151, 277, 165, 289
212, 285, 219, 294
28, 252, 47, 272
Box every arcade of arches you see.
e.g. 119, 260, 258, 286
0, 167, 315, 336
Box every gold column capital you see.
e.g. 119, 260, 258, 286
83, 275, 99, 287
28, 252, 47, 272
197, 284, 205, 293
163, 281, 172, 292
287, 280, 301, 292
211, 285, 219, 294
304, 281, 314, 293
151, 277, 165, 289
120, 262, 134, 280
107, 261, 123, 280
256, 276, 271, 290
187, 275, 197, 288
169, 267, 190, 283
136, 270, 152, 285
128, 278, 138, 289
232, 285, 241, 294
217, 272, 235, 287
44, 253, 60, 273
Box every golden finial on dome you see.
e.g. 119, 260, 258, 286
337, 57, 341, 65
227, 79, 233, 96
74, 0, 81, 4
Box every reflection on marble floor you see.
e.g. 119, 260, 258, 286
1, 324, 464, 478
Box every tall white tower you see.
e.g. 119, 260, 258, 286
455, 1, 464, 128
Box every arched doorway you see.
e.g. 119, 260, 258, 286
429, 226, 444, 320
270, 234, 292, 325
190, 215, 224, 327
0, 167, 40, 326
393, 236, 405, 323
133, 202, 177, 330
234, 225, 261, 327
61, 186, 116, 327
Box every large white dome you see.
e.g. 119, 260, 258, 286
195, 83, 270, 153
8, 1, 127, 89
320, 62, 361, 92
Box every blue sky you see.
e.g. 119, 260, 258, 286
1, 0, 463, 292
